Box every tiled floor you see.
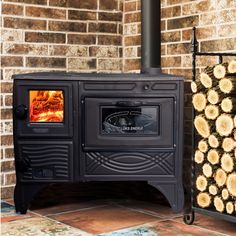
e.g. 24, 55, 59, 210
1, 183, 236, 235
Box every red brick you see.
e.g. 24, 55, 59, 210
25, 32, 66, 43
26, 57, 66, 68
99, 12, 122, 21
1, 135, 13, 146
100, 0, 118, 10
125, 2, 136, 12
5, 0, 47, 4
1, 186, 14, 199
167, 15, 199, 30
125, 36, 141, 46
124, 59, 141, 71
1, 109, 12, 120
1, 56, 23, 67
68, 10, 96, 20
67, 34, 96, 45
125, 12, 141, 23
2, 3, 23, 15
49, 21, 86, 32
161, 6, 181, 18
89, 23, 117, 34
1, 83, 13, 93
98, 35, 122, 46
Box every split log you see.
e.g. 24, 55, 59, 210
200, 72, 213, 88
194, 150, 204, 164
222, 188, 229, 200
221, 153, 234, 173
205, 105, 219, 120
191, 81, 205, 93
226, 173, 236, 197
216, 114, 234, 136
233, 129, 236, 140
197, 192, 211, 208
226, 201, 234, 214
207, 149, 220, 165
192, 93, 207, 112
209, 185, 218, 196
222, 137, 235, 152
207, 89, 220, 105
214, 168, 227, 187
194, 115, 213, 138
196, 175, 208, 192
219, 77, 236, 94
213, 63, 228, 79
208, 134, 220, 148
234, 116, 236, 128
221, 97, 236, 113
203, 163, 213, 178
198, 140, 208, 153
228, 60, 236, 74
214, 196, 225, 213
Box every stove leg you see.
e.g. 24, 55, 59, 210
148, 181, 184, 213
14, 182, 47, 214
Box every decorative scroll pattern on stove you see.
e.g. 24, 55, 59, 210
20, 144, 71, 181
85, 152, 174, 175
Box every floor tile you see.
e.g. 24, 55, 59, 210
1, 201, 35, 223
175, 213, 236, 236
50, 205, 161, 234
1, 216, 92, 236
148, 220, 227, 236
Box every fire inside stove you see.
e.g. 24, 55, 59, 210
29, 90, 64, 122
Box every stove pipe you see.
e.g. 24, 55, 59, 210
141, 0, 161, 74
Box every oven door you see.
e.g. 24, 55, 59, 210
83, 97, 174, 149
14, 80, 73, 137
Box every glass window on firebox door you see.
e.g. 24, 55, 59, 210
29, 90, 64, 122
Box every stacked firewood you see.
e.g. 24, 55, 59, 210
192, 60, 236, 215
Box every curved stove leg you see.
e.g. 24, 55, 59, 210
14, 182, 47, 214
148, 181, 184, 213
183, 210, 195, 225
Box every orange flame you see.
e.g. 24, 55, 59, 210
30, 90, 64, 122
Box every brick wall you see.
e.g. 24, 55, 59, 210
1, 0, 236, 198
1, 0, 123, 199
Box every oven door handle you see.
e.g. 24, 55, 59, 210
116, 101, 143, 107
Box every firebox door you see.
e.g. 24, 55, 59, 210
83, 97, 174, 149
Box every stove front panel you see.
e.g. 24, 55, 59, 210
13, 80, 74, 138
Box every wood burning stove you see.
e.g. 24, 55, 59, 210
13, 0, 185, 214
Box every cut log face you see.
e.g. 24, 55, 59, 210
216, 114, 234, 136
209, 185, 218, 196
228, 60, 236, 74
222, 188, 229, 200
221, 153, 234, 173
226, 202, 234, 214
196, 175, 208, 191
203, 163, 213, 177
205, 105, 219, 120
219, 77, 236, 94
207, 89, 219, 105
214, 196, 225, 213
221, 98, 235, 113
208, 134, 220, 148
222, 137, 235, 152
226, 173, 236, 197
215, 168, 227, 187
214, 64, 227, 79
207, 149, 220, 165
194, 115, 211, 138
192, 93, 207, 112
194, 150, 204, 164
198, 140, 208, 153
191, 81, 198, 93
197, 192, 211, 208
200, 72, 213, 88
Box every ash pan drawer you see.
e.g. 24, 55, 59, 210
17, 141, 73, 182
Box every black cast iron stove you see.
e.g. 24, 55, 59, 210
13, 0, 184, 214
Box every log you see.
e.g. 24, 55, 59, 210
203, 163, 213, 178
214, 196, 225, 213
205, 105, 219, 120
228, 60, 236, 74
207, 89, 220, 105
192, 93, 207, 112
213, 63, 228, 79
198, 140, 208, 153
221, 97, 236, 113
194, 115, 213, 138
196, 175, 208, 192
216, 114, 234, 136
191, 81, 205, 93
207, 149, 220, 165
214, 168, 227, 187
221, 153, 234, 173
194, 150, 204, 164
222, 188, 229, 200
222, 137, 235, 152
234, 116, 236, 128
208, 134, 220, 148
209, 185, 218, 196
197, 192, 211, 208
226, 173, 236, 197
200, 72, 213, 88
233, 129, 236, 140
226, 201, 234, 214
219, 77, 236, 94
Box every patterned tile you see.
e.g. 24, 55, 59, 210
50, 205, 161, 234
1, 217, 92, 236
1, 201, 35, 223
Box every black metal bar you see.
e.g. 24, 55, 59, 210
195, 52, 236, 56
141, 0, 161, 74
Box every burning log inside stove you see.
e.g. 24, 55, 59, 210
30, 90, 64, 122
